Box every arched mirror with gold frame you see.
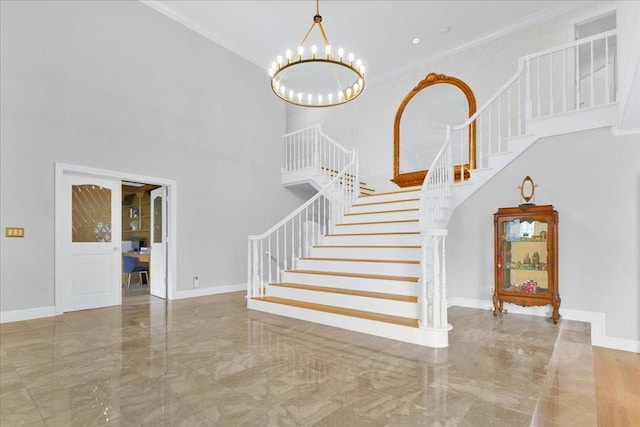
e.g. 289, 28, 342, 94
392, 73, 477, 188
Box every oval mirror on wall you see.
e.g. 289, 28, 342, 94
392, 73, 477, 188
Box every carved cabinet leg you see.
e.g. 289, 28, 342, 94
493, 293, 502, 316
552, 294, 561, 324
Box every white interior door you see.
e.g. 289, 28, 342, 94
150, 186, 167, 298
62, 174, 121, 311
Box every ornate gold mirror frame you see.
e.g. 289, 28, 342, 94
392, 73, 477, 188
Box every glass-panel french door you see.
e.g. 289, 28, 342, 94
150, 186, 167, 298
62, 173, 121, 311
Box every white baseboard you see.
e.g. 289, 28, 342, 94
171, 283, 245, 300
448, 297, 639, 353
0, 306, 57, 324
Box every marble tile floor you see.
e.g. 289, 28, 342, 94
1, 292, 597, 426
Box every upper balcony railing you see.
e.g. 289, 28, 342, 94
283, 124, 353, 177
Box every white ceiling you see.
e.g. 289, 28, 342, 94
144, 1, 582, 82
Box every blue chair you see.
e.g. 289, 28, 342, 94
122, 255, 149, 288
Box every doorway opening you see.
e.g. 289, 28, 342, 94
54, 163, 177, 315
121, 182, 164, 306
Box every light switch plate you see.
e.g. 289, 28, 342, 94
5, 227, 25, 238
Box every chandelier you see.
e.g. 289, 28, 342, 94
268, 0, 366, 107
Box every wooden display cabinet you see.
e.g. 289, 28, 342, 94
493, 204, 560, 323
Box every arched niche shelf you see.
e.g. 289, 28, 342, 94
392, 73, 477, 188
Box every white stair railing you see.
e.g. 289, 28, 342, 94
248, 150, 359, 299
283, 124, 353, 177
528, 30, 617, 119
417, 31, 617, 330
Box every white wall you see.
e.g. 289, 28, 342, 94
616, 1, 640, 130
447, 127, 639, 343
0, 1, 304, 312
286, 3, 610, 192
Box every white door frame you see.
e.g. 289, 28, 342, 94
55, 162, 178, 315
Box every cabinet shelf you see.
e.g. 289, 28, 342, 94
503, 266, 547, 271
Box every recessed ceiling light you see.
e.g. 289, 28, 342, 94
441, 26, 451, 33
411, 37, 421, 45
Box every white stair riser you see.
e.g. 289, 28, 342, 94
321, 233, 422, 246
349, 199, 420, 214
266, 286, 419, 318
334, 221, 419, 234
342, 210, 419, 223
309, 246, 422, 259
356, 190, 421, 204
281, 271, 418, 296
296, 259, 421, 276
247, 299, 449, 348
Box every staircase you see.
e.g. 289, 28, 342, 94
248, 31, 620, 348
248, 186, 450, 347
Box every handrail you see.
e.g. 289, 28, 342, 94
249, 155, 356, 240
248, 147, 359, 299
453, 57, 527, 132
528, 29, 616, 59
282, 124, 320, 138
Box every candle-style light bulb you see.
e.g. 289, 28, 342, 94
311, 45, 317, 59
289, 90, 294, 100
297, 93, 303, 103
339, 90, 344, 101
297, 46, 304, 59
277, 55, 283, 66
328, 93, 333, 104
325, 45, 331, 58
346, 88, 352, 98
354, 83, 359, 93
307, 94, 312, 104
285, 50, 292, 63
348, 53, 354, 64
318, 94, 323, 105
338, 48, 344, 61
280, 85, 286, 96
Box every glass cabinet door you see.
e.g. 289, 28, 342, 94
500, 218, 549, 294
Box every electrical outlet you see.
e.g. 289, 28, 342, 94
193, 276, 199, 287
489, 287, 494, 294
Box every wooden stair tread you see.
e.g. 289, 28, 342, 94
320, 166, 367, 185
353, 198, 419, 207
271, 283, 418, 303
345, 208, 418, 216
359, 187, 421, 197
300, 257, 419, 264
326, 231, 420, 236
313, 245, 421, 248
336, 219, 419, 226
288, 269, 419, 282
253, 296, 419, 328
